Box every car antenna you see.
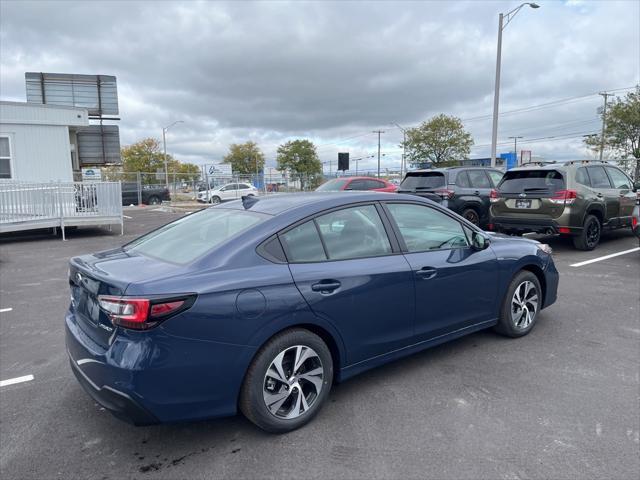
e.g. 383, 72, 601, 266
242, 195, 259, 209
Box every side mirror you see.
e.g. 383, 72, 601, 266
472, 231, 490, 250
633, 182, 640, 192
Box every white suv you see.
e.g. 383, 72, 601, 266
198, 183, 259, 204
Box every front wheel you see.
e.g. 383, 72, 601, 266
239, 329, 333, 433
146, 195, 160, 205
210, 196, 221, 205
573, 214, 601, 251
493, 270, 542, 338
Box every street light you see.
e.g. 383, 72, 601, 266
162, 120, 184, 189
490, 2, 539, 168
392, 122, 407, 178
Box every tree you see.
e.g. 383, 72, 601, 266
276, 139, 322, 189
119, 138, 200, 183
401, 114, 474, 167
223, 141, 265, 175
584, 89, 640, 180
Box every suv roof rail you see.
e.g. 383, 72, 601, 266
565, 159, 610, 165
520, 161, 557, 166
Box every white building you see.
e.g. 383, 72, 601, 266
0, 101, 89, 182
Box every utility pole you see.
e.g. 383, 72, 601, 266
509, 136, 523, 163
393, 123, 407, 178
373, 130, 384, 177
598, 92, 611, 161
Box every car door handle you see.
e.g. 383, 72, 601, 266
416, 267, 437, 279
474, 190, 480, 195
596, 193, 604, 197
311, 280, 341, 293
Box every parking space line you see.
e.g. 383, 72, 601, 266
123, 215, 133, 219
0, 307, 12, 313
570, 247, 640, 267
0, 375, 34, 387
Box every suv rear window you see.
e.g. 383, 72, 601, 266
400, 172, 446, 190
125, 208, 268, 264
498, 170, 565, 194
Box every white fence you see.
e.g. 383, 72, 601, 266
0, 181, 123, 240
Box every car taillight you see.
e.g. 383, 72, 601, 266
98, 295, 194, 330
549, 189, 577, 205
435, 189, 455, 199
489, 189, 500, 203
632, 216, 638, 228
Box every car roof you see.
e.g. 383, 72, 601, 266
217, 191, 417, 216
508, 160, 613, 172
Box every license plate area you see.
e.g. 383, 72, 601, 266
516, 199, 532, 209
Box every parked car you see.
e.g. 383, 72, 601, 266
197, 182, 258, 204
121, 182, 170, 206
489, 161, 637, 250
316, 176, 397, 193
66, 192, 558, 432
397, 167, 504, 226
632, 192, 640, 246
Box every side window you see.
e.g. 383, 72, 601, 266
575, 167, 591, 187
347, 180, 367, 191
467, 170, 492, 188
456, 171, 471, 188
605, 167, 631, 190
366, 180, 386, 190
280, 221, 327, 263
487, 170, 503, 187
315, 205, 392, 260
386, 203, 469, 252
586, 167, 612, 188
238, 184, 250, 190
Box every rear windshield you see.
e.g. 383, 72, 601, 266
399, 172, 446, 190
498, 170, 565, 194
125, 208, 268, 264
316, 179, 349, 191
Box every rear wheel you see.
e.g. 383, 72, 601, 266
210, 196, 221, 204
146, 195, 160, 205
462, 208, 480, 225
240, 329, 333, 433
494, 270, 542, 338
573, 214, 601, 250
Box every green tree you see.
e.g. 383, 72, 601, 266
276, 139, 322, 189
223, 141, 265, 175
402, 114, 474, 167
584, 89, 640, 180
120, 138, 200, 183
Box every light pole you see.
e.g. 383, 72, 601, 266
490, 2, 539, 168
509, 136, 523, 163
162, 120, 184, 189
372, 130, 385, 177
393, 122, 407, 178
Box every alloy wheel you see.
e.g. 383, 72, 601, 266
263, 345, 324, 419
586, 220, 600, 248
511, 280, 539, 329
463, 209, 480, 225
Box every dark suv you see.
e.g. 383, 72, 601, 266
489, 161, 637, 250
121, 182, 171, 206
397, 167, 504, 225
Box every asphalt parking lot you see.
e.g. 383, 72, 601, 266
1, 208, 638, 480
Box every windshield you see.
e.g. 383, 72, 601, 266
125, 208, 268, 264
498, 170, 565, 194
316, 179, 349, 191
399, 172, 446, 190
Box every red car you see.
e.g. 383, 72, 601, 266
316, 176, 397, 193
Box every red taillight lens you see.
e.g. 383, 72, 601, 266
558, 227, 571, 234
435, 189, 455, 199
489, 189, 500, 203
487, 223, 494, 231
98, 296, 192, 330
550, 189, 578, 205
633, 216, 638, 228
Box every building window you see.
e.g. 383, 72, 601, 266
0, 136, 11, 179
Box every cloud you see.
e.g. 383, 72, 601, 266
1, 0, 638, 171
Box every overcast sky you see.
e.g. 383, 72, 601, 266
1, 0, 638, 172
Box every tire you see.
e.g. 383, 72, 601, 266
493, 270, 542, 338
210, 196, 221, 205
572, 214, 601, 251
239, 328, 333, 433
147, 195, 160, 205
462, 208, 480, 226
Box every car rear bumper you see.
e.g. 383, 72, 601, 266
65, 308, 256, 424
490, 216, 580, 235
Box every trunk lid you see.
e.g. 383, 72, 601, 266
68, 248, 182, 348
398, 172, 447, 203
493, 169, 567, 218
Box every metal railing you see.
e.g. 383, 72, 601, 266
0, 181, 123, 240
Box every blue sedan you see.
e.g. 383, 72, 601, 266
66, 192, 558, 432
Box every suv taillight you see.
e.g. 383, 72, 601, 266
489, 189, 500, 203
435, 188, 455, 199
98, 295, 195, 330
549, 189, 578, 205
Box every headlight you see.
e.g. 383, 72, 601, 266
536, 243, 553, 255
